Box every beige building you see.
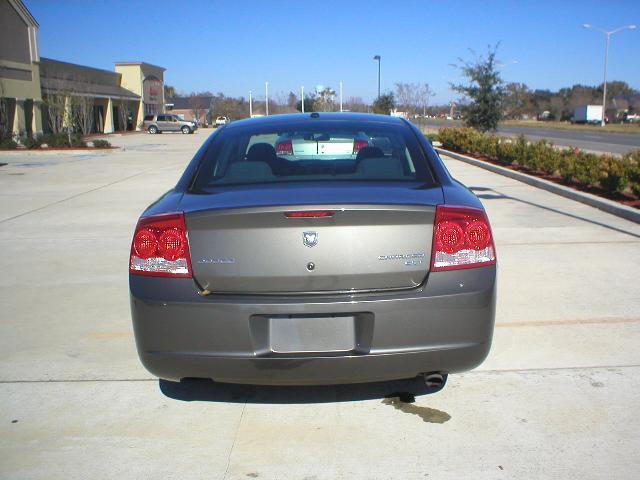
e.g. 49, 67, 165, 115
0, 0, 166, 137
0, 0, 43, 136
115, 62, 166, 128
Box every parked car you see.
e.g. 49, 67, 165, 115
143, 114, 197, 134
129, 113, 497, 387
215, 116, 229, 126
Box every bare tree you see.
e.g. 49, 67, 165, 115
42, 92, 67, 134
394, 83, 415, 114
117, 101, 129, 131
417, 83, 435, 116
287, 91, 298, 112
344, 96, 368, 113
0, 83, 9, 139
393, 83, 435, 117
189, 94, 206, 124
72, 95, 94, 135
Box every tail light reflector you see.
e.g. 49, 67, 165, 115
353, 139, 369, 154
275, 139, 293, 155
129, 213, 192, 277
430, 205, 496, 271
285, 211, 334, 218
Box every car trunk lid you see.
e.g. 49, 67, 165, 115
183, 183, 441, 294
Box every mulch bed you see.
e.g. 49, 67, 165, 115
460, 150, 640, 209
0, 146, 117, 151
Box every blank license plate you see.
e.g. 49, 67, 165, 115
269, 316, 356, 353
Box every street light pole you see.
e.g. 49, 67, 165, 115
373, 55, 381, 99
583, 23, 636, 127
249, 90, 252, 117
301, 86, 304, 113
265, 81, 269, 116
339, 80, 343, 112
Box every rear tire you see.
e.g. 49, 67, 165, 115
181, 126, 191, 134
148, 125, 158, 134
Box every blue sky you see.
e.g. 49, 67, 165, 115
26, 0, 640, 103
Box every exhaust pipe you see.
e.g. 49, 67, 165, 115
423, 372, 447, 389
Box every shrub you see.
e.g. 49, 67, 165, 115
622, 150, 640, 197
526, 140, 561, 175
558, 150, 578, 183
92, 139, 111, 148
437, 128, 458, 151
40, 132, 86, 148
0, 136, 17, 149
480, 134, 500, 159
495, 139, 518, 165
424, 132, 439, 143
438, 127, 640, 196
598, 155, 629, 194
41, 133, 68, 147
570, 152, 600, 186
22, 135, 43, 149
69, 133, 86, 147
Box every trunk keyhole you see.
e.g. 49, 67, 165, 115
306, 262, 315, 271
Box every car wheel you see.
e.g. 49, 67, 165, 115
181, 126, 191, 134
148, 125, 158, 134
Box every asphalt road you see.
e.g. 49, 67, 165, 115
418, 118, 640, 155
1, 132, 639, 479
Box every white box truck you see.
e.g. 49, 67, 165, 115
572, 105, 603, 124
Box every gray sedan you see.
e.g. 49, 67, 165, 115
129, 113, 496, 388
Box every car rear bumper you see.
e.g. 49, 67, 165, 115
130, 266, 496, 385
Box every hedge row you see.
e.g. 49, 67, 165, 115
437, 127, 640, 197
0, 133, 90, 149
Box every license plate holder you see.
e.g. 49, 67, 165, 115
269, 315, 356, 353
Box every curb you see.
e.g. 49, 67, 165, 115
435, 147, 640, 224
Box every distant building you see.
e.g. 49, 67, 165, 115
39, 58, 141, 133
0, 0, 166, 136
167, 96, 214, 125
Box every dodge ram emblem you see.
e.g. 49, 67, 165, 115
303, 231, 318, 247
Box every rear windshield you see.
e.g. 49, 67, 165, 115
191, 120, 435, 190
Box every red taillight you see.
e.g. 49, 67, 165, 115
430, 205, 496, 271
275, 139, 293, 155
285, 211, 334, 218
129, 213, 192, 277
353, 139, 369, 154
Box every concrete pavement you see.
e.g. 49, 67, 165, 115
1, 132, 639, 479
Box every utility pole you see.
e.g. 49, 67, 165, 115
339, 80, 343, 112
301, 86, 305, 113
265, 81, 269, 116
583, 23, 636, 126
249, 90, 252, 117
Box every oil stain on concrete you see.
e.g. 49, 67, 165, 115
383, 392, 451, 424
